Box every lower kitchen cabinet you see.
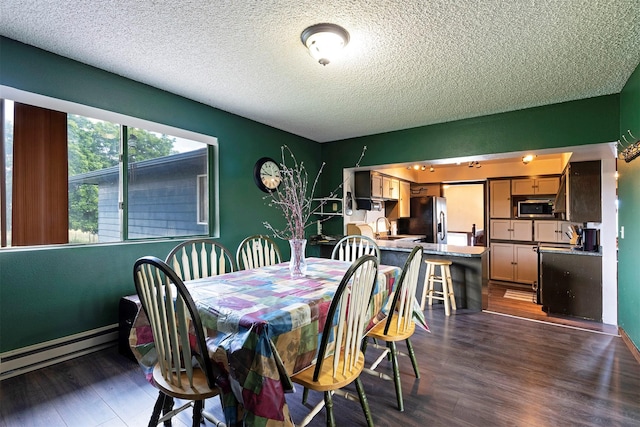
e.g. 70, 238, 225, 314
540, 251, 602, 321
490, 243, 537, 285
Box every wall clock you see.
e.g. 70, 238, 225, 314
254, 157, 282, 193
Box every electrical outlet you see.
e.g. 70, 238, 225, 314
332, 202, 338, 211
620, 226, 624, 239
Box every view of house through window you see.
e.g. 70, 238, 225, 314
1, 98, 212, 247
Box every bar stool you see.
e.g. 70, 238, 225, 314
422, 259, 457, 316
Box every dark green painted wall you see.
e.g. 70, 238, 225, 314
0, 37, 320, 351
1, 35, 637, 355
618, 62, 640, 349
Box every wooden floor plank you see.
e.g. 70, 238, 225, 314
0, 306, 638, 427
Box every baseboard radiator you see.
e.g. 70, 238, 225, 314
0, 324, 119, 380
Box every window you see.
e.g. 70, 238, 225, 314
1, 89, 218, 247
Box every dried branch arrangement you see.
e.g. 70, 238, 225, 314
263, 145, 366, 240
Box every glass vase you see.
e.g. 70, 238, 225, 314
289, 238, 308, 278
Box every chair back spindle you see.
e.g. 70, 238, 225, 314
236, 235, 282, 270
331, 235, 380, 263
166, 239, 235, 281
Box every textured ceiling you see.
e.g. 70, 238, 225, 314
1, 1, 639, 143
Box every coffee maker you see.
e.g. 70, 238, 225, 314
582, 228, 599, 252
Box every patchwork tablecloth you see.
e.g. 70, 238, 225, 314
130, 257, 427, 426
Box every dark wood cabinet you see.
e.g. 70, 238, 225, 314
558, 160, 602, 223
540, 251, 602, 321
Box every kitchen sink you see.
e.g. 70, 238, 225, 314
376, 235, 406, 241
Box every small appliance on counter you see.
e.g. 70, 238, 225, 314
582, 228, 599, 252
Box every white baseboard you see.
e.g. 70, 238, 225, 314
0, 324, 119, 380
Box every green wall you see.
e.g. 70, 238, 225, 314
1, 35, 637, 355
0, 37, 320, 352
618, 62, 640, 349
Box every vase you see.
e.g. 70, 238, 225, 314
289, 238, 308, 278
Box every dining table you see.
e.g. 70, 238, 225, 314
129, 256, 428, 426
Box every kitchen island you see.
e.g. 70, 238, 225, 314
312, 237, 489, 311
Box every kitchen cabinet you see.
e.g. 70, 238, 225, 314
554, 161, 601, 223
490, 243, 537, 284
489, 180, 511, 218
354, 171, 383, 199
383, 176, 399, 200
398, 180, 410, 217
511, 177, 559, 195
490, 219, 532, 241
534, 220, 573, 243
540, 250, 602, 320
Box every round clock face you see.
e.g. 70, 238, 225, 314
254, 157, 282, 193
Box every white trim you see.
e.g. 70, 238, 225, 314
0, 324, 118, 380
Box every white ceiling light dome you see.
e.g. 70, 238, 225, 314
301, 23, 350, 66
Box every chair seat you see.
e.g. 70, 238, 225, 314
368, 314, 416, 342
153, 364, 220, 401
292, 352, 366, 392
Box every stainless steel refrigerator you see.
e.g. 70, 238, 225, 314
397, 196, 447, 243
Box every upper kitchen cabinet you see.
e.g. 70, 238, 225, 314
554, 161, 601, 223
489, 180, 511, 218
511, 177, 559, 195
382, 176, 399, 200
355, 171, 383, 199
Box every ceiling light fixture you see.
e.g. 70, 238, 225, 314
429, 166, 435, 172
421, 165, 427, 171
522, 154, 535, 165
301, 23, 350, 66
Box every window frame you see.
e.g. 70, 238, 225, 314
0, 85, 220, 246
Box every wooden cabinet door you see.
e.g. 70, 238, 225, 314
514, 244, 538, 284
534, 221, 559, 242
556, 221, 574, 244
511, 179, 535, 195
490, 243, 515, 282
490, 219, 512, 240
511, 220, 533, 241
399, 181, 410, 217
383, 177, 399, 200
536, 177, 560, 195
490, 180, 511, 218
371, 174, 383, 198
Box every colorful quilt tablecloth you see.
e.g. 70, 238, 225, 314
130, 257, 403, 426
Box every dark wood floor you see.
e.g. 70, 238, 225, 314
486, 282, 620, 335
1, 306, 639, 427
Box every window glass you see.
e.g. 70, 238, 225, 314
68, 114, 121, 243
1, 94, 215, 248
2, 100, 13, 247
127, 128, 208, 239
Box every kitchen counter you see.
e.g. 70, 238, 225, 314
537, 245, 602, 257
311, 236, 489, 311
373, 238, 488, 258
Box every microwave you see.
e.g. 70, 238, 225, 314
517, 200, 555, 218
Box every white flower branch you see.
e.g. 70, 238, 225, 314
263, 145, 367, 241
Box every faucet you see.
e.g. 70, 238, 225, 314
375, 217, 391, 239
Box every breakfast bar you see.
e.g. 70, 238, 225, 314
314, 238, 489, 311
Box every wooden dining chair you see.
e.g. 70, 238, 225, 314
235, 234, 282, 270
133, 256, 226, 427
166, 238, 235, 281
291, 255, 379, 427
331, 235, 380, 263
364, 245, 423, 411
